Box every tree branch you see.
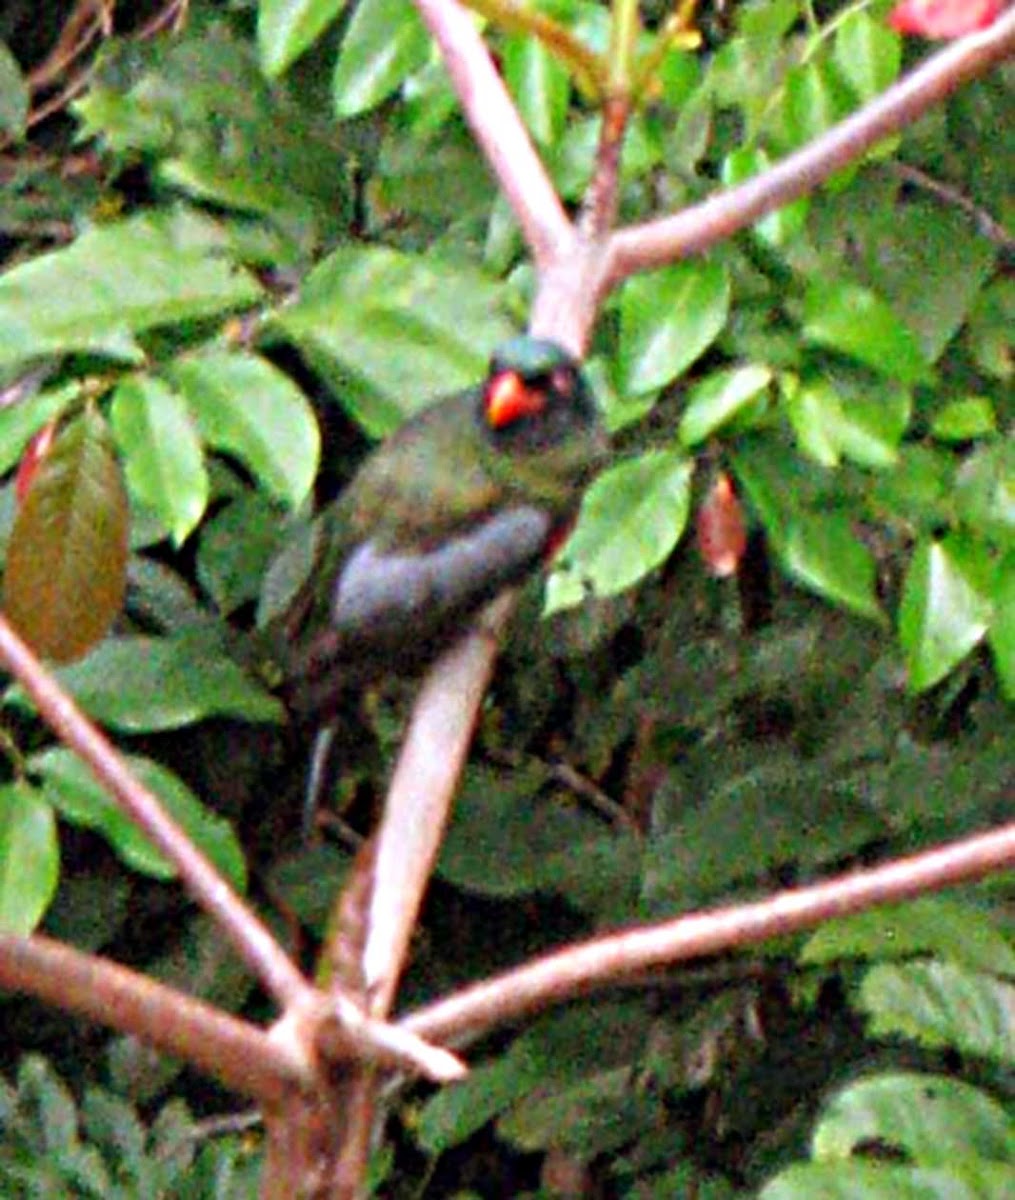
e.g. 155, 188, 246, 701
0, 934, 299, 1103
605, 9, 1015, 282
413, 0, 574, 270
0, 614, 311, 1011
402, 821, 1015, 1046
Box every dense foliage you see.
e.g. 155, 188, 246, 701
0, 0, 1011, 1196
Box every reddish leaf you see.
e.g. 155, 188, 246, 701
3, 408, 129, 663
697, 472, 747, 578
14, 420, 58, 504
889, 0, 1001, 38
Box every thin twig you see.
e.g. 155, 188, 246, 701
402, 822, 1015, 1046
604, 9, 1015, 282
890, 160, 1015, 252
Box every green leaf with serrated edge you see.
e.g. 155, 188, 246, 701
860, 961, 1015, 1065
803, 281, 931, 385
782, 513, 882, 620
171, 351, 319, 509
680, 365, 772, 447
3, 409, 128, 663
545, 451, 693, 614
503, 36, 570, 148
273, 244, 513, 436
258, 0, 347, 77
833, 11, 901, 102
782, 376, 909, 470
32, 749, 246, 889
332, 0, 430, 118
813, 1073, 1015, 1166
110, 375, 208, 546
801, 897, 1015, 977
762, 1161, 1015, 1200
931, 397, 997, 442
0, 381, 80, 476
7, 634, 283, 731
618, 259, 730, 394
0, 209, 262, 372
898, 536, 993, 692
988, 549, 1014, 699
0, 782, 58, 934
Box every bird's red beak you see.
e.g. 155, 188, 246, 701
485, 370, 545, 429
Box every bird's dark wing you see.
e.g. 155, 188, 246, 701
282, 505, 553, 718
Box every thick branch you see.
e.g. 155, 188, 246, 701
413, 0, 574, 269
605, 10, 1015, 281
0, 934, 299, 1103
403, 822, 1015, 1046
0, 615, 311, 1012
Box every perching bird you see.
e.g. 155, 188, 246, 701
278, 335, 610, 721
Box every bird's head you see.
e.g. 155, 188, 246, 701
479, 337, 607, 468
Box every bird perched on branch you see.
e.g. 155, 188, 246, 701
278, 335, 609, 720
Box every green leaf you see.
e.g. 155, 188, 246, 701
930, 397, 997, 442
679, 365, 773, 447
3, 408, 129, 663
0, 210, 262, 372
954, 441, 1014, 543
782, 513, 882, 620
813, 1073, 1015, 1166
763, 1160, 1015, 1200
0, 381, 80, 477
171, 351, 319, 509
32, 749, 247, 890
503, 36, 570, 148
545, 450, 693, 614
197, 490, 287, 616
0, 39, 29, 141
801, 897, 1015, 977
110, 375, 208, 546
273, 244, 513, 436
332, 0, 430, 118
782, 375, 910, 469
0, 782, 58, 934
898, 536, 993, 692
771, 61, 854, 154
863, 202, 996, 365
258, 0, 347, 77
803, 281, 931, 385
617, 260, 730, 394
833, 11, 901, 102
988, 549, 1014, 699
860, 961, 1015, 1065
11, 633, 284, 731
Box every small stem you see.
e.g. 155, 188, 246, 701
464, 0, 607, 96
607, 0, 641, 94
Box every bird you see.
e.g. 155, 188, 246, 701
278, 335, 610, 721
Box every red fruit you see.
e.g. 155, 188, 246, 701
889, 0, 1001, 38
697, 472, 747, 578
15, 421, 58, 504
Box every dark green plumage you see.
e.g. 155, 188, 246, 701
279, 336, 608, 719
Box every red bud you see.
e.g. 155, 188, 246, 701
889, 0, 1000, 38
697, 472, 747, 578
15, 421, 58, 504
